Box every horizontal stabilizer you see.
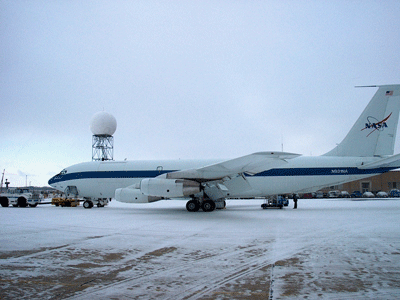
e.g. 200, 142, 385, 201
165, 151, 301, 180
358, 153, 400, 169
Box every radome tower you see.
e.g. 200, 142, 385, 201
90, 112, 117, 161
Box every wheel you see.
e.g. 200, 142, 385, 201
17, 197, 28, 208
97, 200, 105, 207
0, 197, 9, 207
186, 199, 200, 212
201, 200, 216, 212
216, 200, 226, 210
29, 203, 38, 207
83, 200, 93, 209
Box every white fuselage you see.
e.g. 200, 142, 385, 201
48, 155, 389, 200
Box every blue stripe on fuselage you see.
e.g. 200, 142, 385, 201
252, 167, 393, 177
48, 167, 394, 185
48, 170, 174, 185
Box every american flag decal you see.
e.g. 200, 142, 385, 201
386, 90, 393, 96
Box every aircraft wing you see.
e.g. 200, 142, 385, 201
116, 152, 301, 204
164, 151, 301, 181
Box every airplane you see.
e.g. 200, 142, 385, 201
49, 84, 400, 212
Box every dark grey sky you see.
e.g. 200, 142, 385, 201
2, 1, 400, 186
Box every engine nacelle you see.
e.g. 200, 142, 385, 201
140, 178, 200, 198
115, 187, 161, 203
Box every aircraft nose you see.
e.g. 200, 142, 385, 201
48, 174, 59, 186
48, 176, 55, 186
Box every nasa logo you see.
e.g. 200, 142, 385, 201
361, 113, 392, 137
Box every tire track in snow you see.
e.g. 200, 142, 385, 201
167, 258, 273, 300
66, 240, 281, 300
162, 214, 347, 300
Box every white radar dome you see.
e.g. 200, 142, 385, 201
90, 111, 117, 136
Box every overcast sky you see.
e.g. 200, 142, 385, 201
1, 1, 400, 187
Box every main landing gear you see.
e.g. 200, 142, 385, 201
186, 199, 226, 212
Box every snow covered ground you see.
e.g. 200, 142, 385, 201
1, 198, 400, 299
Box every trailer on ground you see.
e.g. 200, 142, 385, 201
261, 195, 288, 209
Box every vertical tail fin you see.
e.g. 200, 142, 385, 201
324, 85, 400, 157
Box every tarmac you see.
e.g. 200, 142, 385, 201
1, 198, 400, 299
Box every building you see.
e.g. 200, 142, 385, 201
325, 171, 400, 194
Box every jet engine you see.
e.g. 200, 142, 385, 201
140, 178, 200, 197
115, 186, 161, 203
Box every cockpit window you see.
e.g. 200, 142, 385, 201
60, 169, 67, 175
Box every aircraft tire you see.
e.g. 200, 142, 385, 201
29, 203, 38, 208
201, 200, 216, 212
186, 200, 200, 212
0, 197, 9, 207
83, 200, 93, 209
